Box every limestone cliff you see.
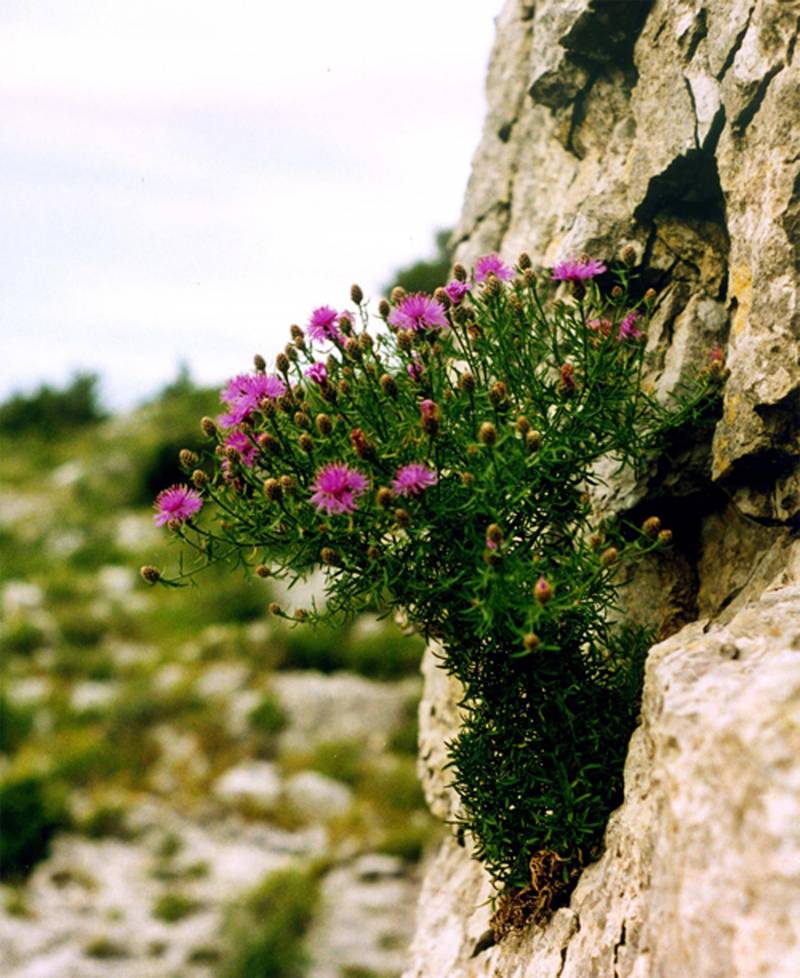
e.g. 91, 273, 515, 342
405, 2, 800, 975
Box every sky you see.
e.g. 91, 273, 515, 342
1, 1, 499, 410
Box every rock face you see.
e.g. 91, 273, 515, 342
405, 2, 800, 976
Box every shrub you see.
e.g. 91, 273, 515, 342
217, 866, 320, 978
0, 373, 106, 434
0, 695, 35, 754
152, 892, 203, 922
0, 775, 68, 879
149, 252, 722, 918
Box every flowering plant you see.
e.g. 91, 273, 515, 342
144, 252, 721, 922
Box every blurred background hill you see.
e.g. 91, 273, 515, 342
0, 369, 437, 978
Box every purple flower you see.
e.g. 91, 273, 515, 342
218, 373, 286, 428
304, 362, 328, 385
407, 355, 424, 381
391, 463, 438, 497
310, 462, 369, 516
388, 294, 448, 333
154, 484, 203, 527
618, 310, 644, 342
474, 254, 514, 283
444, 279, 471, 304
307, 306, 345, 344
551, 256, 607, 282
224, 430, 258, 467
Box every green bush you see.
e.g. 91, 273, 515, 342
0, 775, 69, 879
217, 866, 320, 978
0, 373, 106, 434
155, 251, 721, 915
0, 695, 35, 754
153, 892, 202, 923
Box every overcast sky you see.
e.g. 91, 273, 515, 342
1, 1, 499, 409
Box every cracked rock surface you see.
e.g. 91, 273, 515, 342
405, 1, 800, 975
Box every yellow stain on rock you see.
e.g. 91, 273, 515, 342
724, 393, 739, 426
730, 263, 753, 337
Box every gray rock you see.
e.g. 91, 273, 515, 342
283, 771, 353, 821
212, 761, 281, 811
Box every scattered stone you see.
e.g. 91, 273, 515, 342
283, 771, 353, 821
212, 761, 282, 812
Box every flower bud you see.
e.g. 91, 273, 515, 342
479, 421, 497, 446
621, 244, 637, 267
611, 285, 624, 299
390, 286, 407, 305
263, 478, 282, 501
394, 508, 410, 528
600, 547, 619, 566
140, 565, 161, 584
642, 516, 662, 537
191, 469, 208, 488
589, 532, 604, 550
316, 413, 333, 436
367, 545, 380, 560
644, 288, 657, 301
255, 564, 270, 578
179, 448, 199, 469
337, 379, 350, 396
486, 523, 503, 545
559, 363, 576, 393
467, 323, 482, 341
293, 411, 310, 430
338, 314, 353, 336
515, 415, 530, 435
258, 432, 280, 455
284, 344, 299, 362
396, 330, 413, 352
253, 353, 266, 372
523, 632, 540, 652
320, 547, 338, 565
350, 283, 364, 305
453, 262, 467, 283
658, 529, 673, 546
201, 416, 217, 438
534, 576, 553, 604
276, 352, 290, 373
279, 475, 295, 495
268, 602, 282, 616
379, 373, 398, 398
517, 252, 532, 270
376, 487, 394, 508
523, 268, 536, 285
294, 608, 308, 622
489, 380, 509, 408
459, 371, 475, 393
278, 393, 295, 414
433, 286, 450, 308
461, 472, 475, 487
452, 304, 471, 325
350, 427, 374, 459
345, 337, 362, 360
299, 433, 314, 453
420, 399, 440, 436
482, 275, 502, 298
290, 324, 304, 339
294, 335, 306, 350
378, 298, 391, 318
260, 397, 276, 417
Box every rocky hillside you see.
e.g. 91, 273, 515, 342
405, 2, 800, 976
0, 381, 437, 978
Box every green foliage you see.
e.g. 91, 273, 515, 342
276, 621, 423, 679
217, 866, 320, 978
0, 695, 35, 754
0, 373, 106, 433
154, 255, 722, 901
0, 775, 69, 879
384, 228, 453, 296
247, 693, 288, 739
152, 892, 203, 923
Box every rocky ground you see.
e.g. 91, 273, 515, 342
0, 383, 435, 978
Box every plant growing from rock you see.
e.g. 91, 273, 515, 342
144, 252, 722, 923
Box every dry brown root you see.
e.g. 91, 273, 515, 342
490, 849, 582, 941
